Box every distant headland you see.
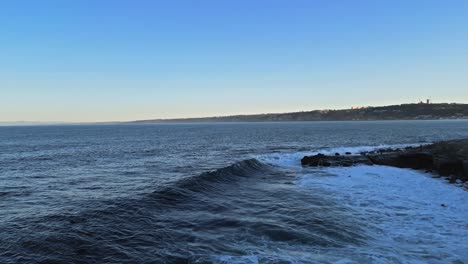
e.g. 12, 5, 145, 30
132, 103, 468, 123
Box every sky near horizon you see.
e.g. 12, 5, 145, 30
1, 1, 467, 122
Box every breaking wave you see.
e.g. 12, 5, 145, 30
149, 158, 271, 205
1, 157, 370, 263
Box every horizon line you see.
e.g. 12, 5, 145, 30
1, 102, 465, 125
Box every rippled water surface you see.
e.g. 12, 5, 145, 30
1, 121, 468, 263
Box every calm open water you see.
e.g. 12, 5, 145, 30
1, 121, 468, 263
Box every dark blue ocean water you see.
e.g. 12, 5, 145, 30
1, 121, 468, 263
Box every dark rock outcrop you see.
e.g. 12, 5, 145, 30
367, 152, 434, 170
301, 154, 372, 167
301, 139, 468, 184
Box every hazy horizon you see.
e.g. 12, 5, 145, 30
0, 101, 465, 125
2, 1, 468, 122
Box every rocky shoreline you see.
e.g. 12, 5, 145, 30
301, 139, 468, 185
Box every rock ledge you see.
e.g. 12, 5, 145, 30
301, 139, 468, 183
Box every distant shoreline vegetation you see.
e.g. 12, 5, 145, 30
132, 103, 468, 123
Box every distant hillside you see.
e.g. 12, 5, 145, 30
132, 103, 468, 123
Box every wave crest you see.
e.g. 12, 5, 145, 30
149, 159, 269, 204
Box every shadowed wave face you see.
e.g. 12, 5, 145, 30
1, 121, 468, 263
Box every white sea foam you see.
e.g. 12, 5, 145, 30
255, 144, 467, 262
298, 165, 468, 263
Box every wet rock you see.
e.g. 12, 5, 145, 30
300, 154, 329, 167
377, 148, 395, 154
301, 153, 373, 167
463, 160, 468, 181
435, 159, 464, 177
368, 152, 434, 170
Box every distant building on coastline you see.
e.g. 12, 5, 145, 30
351, 106, 368, 110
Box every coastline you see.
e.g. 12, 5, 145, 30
131, 103, 468, 124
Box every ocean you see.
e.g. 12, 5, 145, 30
1, 120, 468, 263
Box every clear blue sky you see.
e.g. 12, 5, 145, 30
1, 0, 467, 122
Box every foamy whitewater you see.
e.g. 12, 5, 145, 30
1, 121, 468, 263
258, 145, 468, 263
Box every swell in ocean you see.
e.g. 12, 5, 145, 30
1, 142, 468, 263
1, 152, 368, 263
